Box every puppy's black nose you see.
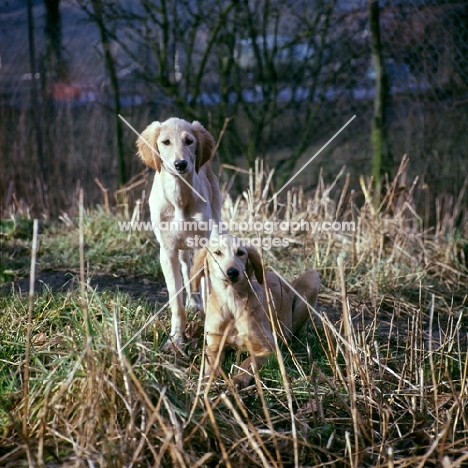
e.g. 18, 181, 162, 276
226, 267, 240, 281
174, 160, 188, 172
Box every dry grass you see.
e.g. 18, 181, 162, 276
0, 159, 467, 467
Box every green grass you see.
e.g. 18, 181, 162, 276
1, 167, 467, 467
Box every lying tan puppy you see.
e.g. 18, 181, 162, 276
191, 234, 320, 386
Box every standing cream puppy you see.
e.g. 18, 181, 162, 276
137, 117, 222, 348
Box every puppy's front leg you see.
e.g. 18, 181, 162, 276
179, 249, 200, 311
160, 247, 186, 348
204, 332, 226, 378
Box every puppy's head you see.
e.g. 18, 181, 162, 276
191, 235, 264, 290
136, 118, 215, 174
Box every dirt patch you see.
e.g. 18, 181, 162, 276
0, 269, 168, 304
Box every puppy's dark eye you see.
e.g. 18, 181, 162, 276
161, 139, 170, 146
185, 137, 193, 145
213, 250, 222, 256
236, 249, 245, 256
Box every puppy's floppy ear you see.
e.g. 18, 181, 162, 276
191, 121, 215, 172
245, 246, 264, 284
191, 248, 208, 290
137, 121, 162, 172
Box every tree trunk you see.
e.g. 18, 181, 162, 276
369, 0, 392, 197
90, 0, 127, 187
44, 0, 67, 81
27, 0, 46, 211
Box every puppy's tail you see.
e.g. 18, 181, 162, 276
291, 269, 320, 335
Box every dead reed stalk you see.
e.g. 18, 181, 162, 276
22, 218, 39, 437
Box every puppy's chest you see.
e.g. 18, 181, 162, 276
152, 202, 213, 248
151, 175, 213, 222
213, 292, 264, 345
221, 293, 253, 320
158, 205, 211, 225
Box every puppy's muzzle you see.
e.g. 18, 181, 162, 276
174, 159, 188, 173
226, 267, 240, 283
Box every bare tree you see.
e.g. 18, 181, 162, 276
81, 0, 351, 187
80, 0, 127, 186
224, 0, 338, 176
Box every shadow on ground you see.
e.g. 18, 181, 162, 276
0, 269, 168, 304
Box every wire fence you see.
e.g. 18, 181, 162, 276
377, 0, 468, 224
0, 0, 467, 223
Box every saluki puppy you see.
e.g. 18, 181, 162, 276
137, 117, 222, 348
191, 234, 320, 386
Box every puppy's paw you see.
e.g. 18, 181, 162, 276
232, 371, 255, 389
186, 293, 202, 312
162, 334, 187, 355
